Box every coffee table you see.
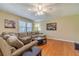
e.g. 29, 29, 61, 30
34, 37, 47, 45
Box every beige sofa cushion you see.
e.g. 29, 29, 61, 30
0, 37, 16, 56
7, 36, 24, 49
11, 40, 38, 56
19, 36, 31, 44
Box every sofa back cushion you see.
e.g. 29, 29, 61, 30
18, 33, 28, 38
19, 36, 31, 44
7, 35, 24, 49
8, 32, 19, 37
1, 32, 19, 39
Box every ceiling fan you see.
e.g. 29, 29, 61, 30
27, 3, 56, 16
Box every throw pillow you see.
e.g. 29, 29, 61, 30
3, 34, 10, 40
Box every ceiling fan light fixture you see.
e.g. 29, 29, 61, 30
35, 11, 44, 16
27, 4, 56, 16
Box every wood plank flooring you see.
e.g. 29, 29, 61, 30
38, 39, 79, 56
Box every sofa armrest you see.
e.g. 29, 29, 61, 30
11, 40, 38, 56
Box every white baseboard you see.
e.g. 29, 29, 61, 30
48, 38, 79, 44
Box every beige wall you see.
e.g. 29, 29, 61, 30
0, 11, 19, 33
0, 11, 33, 34
40, 14, 79, 42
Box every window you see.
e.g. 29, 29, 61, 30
34, 23, 41, 32
27, 23, 32, 32
19, 20, 32, 32
19, 20, 27, 32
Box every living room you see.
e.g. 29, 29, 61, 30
0, 3, 79, 56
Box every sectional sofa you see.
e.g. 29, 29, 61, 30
0, 32, 46, 56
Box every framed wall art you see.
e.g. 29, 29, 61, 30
46, 22, 57, 31
4, 19, 16, 28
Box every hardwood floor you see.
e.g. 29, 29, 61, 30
38, 39, 79, 56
